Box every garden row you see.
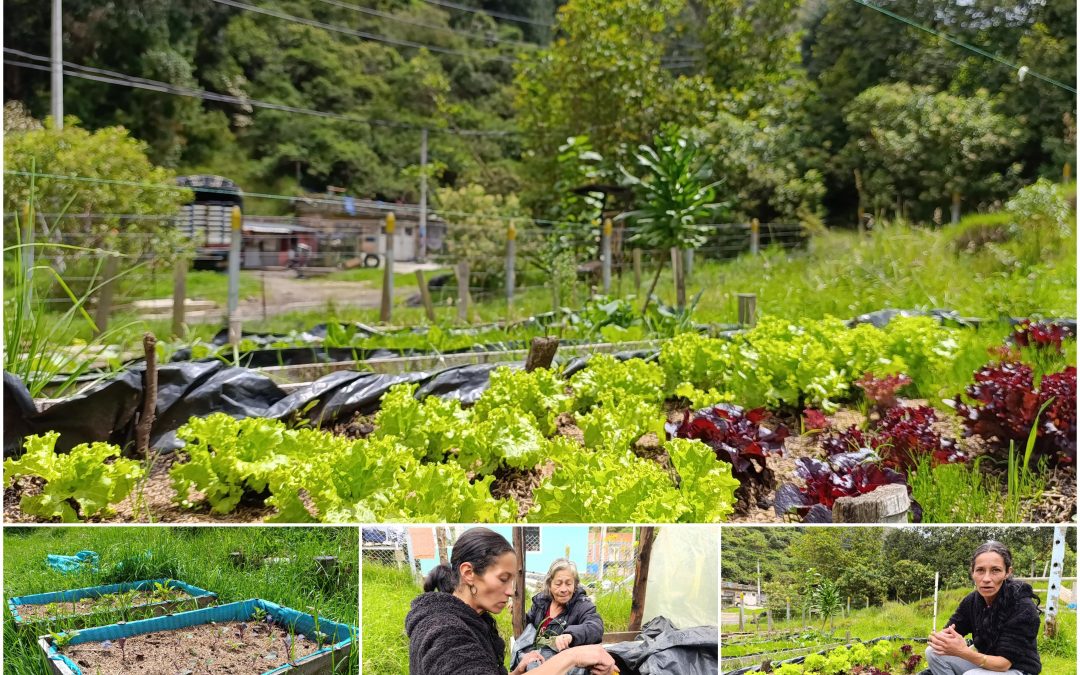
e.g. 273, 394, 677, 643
724, 639, 926, 675
4, 315, 1075, 523
10, 578, 356, 675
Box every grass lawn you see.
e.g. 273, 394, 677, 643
723, 587, 1076, 674
3, 527, 360, 675
362, 562, 634, 675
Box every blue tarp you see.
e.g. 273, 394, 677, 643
45, 551, 99, 574
45, 598, 357, 675
9, 578, 216, 624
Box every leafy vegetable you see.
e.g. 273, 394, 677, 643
854, 372, 913, 409
4, 433, 144, 522
666, 403, 789, 511
953, 362, 1076, 464
773, 449, 911, 522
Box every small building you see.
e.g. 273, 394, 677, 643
242, 217, 319, 268
294, 193, 446, 263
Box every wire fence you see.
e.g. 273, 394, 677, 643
5, 209, 808, 333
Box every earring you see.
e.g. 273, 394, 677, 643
469, 584, 478, 596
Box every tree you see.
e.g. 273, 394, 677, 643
889, 559, 935, 603
841, 83, 1022, 222
619, 129, 722, 311
4, 115, 192, 292
435, 183, 529, 289
810, 577, 843, 631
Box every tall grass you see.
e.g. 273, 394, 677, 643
3, 527, 359, 675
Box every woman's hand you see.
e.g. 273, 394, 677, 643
511, 650, 545, 675
567, 645, 617, 674
554, 634, 573, 651
928, 624, 967, 658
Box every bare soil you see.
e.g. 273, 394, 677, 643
17, 588, 194, 621
61, 619, 324, 675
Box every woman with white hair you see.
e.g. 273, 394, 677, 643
518, 558, 604, 670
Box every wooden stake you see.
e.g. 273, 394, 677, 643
632, 248, 642, 295
134, 332, 158, 458
415, 269, 436, 322
737, 293, 757, 328
525, 337, 560, 372
513, 527, 526, 638
628, 526, 656, 632
94, 254, 120, 335
172, 257, 187, 338
456, 261, 470, 323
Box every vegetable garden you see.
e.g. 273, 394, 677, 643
4, 310, 1075, 524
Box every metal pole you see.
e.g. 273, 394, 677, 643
227, 205, 242, 344
932, 571, 940, 632
750, 218, 760, 255
1045, 526, 1067, 637
601, 218, 612, 294
51, 0, 63, 130
418, 128, 428, 262
380, 213, 396, 322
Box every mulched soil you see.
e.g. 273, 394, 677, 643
5, 398, 1074, 524
61, 619, 324, 675
17, 588, 194, 621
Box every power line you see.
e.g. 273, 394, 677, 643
852, 0, 1077, 94
420, 0, 554, 28
4, 49, 516, 137
209, 0, 517, 63
310, 0, 536, 49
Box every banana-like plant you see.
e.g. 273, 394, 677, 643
618, 128, 724, 312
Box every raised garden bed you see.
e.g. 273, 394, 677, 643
38, 598, 356, 675
9, 579, 216, 627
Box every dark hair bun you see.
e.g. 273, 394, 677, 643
423, 563, 455, 593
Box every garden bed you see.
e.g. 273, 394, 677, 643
39, 599, 356, 675
9, 579, 216, 626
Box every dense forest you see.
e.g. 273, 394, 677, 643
4, 0, 1076, 223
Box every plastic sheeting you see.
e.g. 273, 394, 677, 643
605, 617, 718, 675
45, 598, 357, 675
643, 527, 719, 629
9, 578, 216, 623
509, 624, 588, 675
45, 551, 100, 574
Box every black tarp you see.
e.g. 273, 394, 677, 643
605, 617, 719, 675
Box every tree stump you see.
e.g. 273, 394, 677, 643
833, 484, 910, 523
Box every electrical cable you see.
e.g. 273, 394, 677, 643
851, 0, 1076, 93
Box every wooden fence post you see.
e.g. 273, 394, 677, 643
172, 258, 187, 338
456, 261, 470, 323
628, 526, 656, 632
415, 269, 436, 322
134, 332, 157, 459
380, 213, 396, 323
737, 293, 757, 328
94, 253, 120, 335
632, 248, 642, 295
506, 223, 517, 314
601, 218, 612, 295
513, 527, 526, 638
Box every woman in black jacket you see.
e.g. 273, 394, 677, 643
523, 559, 604, 657
406, 528, 617, 675
923, 540, 1041, 675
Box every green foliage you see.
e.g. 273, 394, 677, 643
666, 438, 740, 521
4, 432, 144, 522
169, 413, 517, 523
809, 578, 843, 630
3, 117, 191, 261
471, 366, 570, 436
436, 184, 530, 289
570, 354, 667, 411
660, 315, 959, 411
842, 83, 1022, 221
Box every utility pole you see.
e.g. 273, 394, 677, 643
418, 128, 428, 262
51, 0, 63, 129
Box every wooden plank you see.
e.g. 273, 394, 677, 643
627, 526, 656, 632
415, 269, 436, 322
512, 527, 526, 639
